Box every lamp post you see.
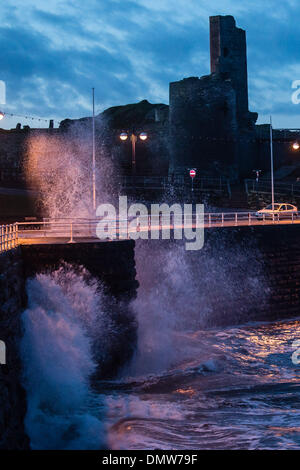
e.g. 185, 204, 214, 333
120, 131, 148, 175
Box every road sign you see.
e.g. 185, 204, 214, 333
189, 169, 196, 178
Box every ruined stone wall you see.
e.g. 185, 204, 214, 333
60, 100, 170, 177
103, 120, 170, 176
256, 125, 300, 173
210, 15, 249, 119
0, 239, 138, 448
0, 128, 60, 185
169, 15, 258, 179
0, 130, 28, 183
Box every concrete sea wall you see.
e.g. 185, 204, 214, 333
20, 240, 139, 377
202, 224, 300, 325
0, 239, 138, 447
1, 226, 300, 448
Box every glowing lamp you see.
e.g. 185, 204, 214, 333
120, 132, 128, 141
292, 141, 300, 151
139, 132, 148, 141
0, 112, 4, 121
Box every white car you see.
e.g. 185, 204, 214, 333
255, 203, 298, 220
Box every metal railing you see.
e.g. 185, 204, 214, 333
0, 224, 18, 253
133, 211, 300, 229
200, 211, 300, 227
245, 179, 300, 197
16, 219, 99, 242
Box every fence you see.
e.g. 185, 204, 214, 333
245, 179, 300, 198
133, 211, 300, 229
0, 170, 231, 196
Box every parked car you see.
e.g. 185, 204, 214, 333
255, 203, 298, 220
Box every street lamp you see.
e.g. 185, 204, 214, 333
120, 132, 128, 141
0, 112, 4, 120
119, 131, 148, 174
139, 132, 148, 141
292, 141, 300, 151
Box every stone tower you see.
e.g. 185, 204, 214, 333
210, 15, 251, 126
169, 15, 258, 178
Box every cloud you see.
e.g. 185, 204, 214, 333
0, 0, 299, 129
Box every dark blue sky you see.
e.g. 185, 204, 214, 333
0, 0, 299, 129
